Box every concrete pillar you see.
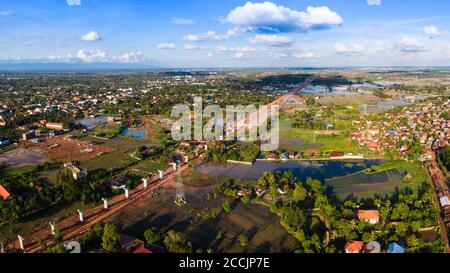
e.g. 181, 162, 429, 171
18, 235, 24, 250
102, 198, 108, 209
183, 156, 189, 163
204, 144, 208, 151
77, 209, 84, 222
142, 178, 148, 189
124, 188, 129, 199
171, 162, 177, 171
49, 222, 56, 235
158, 170, 164, 179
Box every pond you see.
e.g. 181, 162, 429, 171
196, 160, 383, 182
299, 85, 358, 96
121, 127, 147, 140
360, 99, 410, 113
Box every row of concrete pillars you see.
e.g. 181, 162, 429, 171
14, 155, 194, 251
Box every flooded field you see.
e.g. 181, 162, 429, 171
77, 117, 108, 130
196, 160, 382, 182
360, 98, 410, 113
324, 169, 405, 199
0, 147, 50, 167
105, 171, 299, 252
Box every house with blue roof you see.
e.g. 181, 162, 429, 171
387, 242, 405, 253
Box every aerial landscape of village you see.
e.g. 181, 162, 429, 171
0, 0, 449, 262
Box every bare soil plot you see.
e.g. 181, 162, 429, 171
37, 136, 115, 162
0, 147, 50, 167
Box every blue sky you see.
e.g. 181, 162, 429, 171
1, 0, 450, 67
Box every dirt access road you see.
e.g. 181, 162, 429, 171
426, 150, 450, 253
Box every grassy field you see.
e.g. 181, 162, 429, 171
130, 159, 168, 178
279, 118, 359, 153
90, 123, 122, 139
80, 136, 147, 171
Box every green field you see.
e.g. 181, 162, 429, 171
80, 136, 147, 171
130, 159, 168, 178
279, 118, 360, 153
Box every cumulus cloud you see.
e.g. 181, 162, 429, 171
397, 36, 427, 53
249, 34, 294, 47
367, 0, 381, 6
184, 44, 206, 50
171, 17, 195, 25
334, 42, 366, 55
157, 42, 176, 49
113, 52, 146, 63
81, 31, 101, 42
66, 0, 81, 6
216, 46, 256, 53
423, 25, 448, 38
293, 51, 319, 59
234, 52, 245, 59
184, 29, 237, 42
77, 49, 108, 62
223, 2, 343, 33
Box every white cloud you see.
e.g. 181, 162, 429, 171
184, 44, 206, 50
66, 0, 81, 6
114, 52, 146, 63
81, 31, 101, 42
224, 2, 343, 33
157, 42, 176, 49
249, 34, 294, 47
234, 52, 245, 59
423, 25, 448, 37
334, 42, 366, 55
216, 46, 256, 53
207, 52, 214, 58
367, 0, 381, 6
183, 29, 237, 42
397, 36, 427, 53
293, 51, 319, 59
77, 49, 108, 62
171, 17, 195, 25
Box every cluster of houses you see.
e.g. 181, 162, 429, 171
352, 100, 450, 158
345, 209, 406, 253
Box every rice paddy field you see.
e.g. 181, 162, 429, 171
105, 171, 299, 253
324, 161, 427, 200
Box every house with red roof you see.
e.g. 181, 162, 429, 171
0, 185, 11, 201
357, 210, 380, 224
345, 241, 364, 253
